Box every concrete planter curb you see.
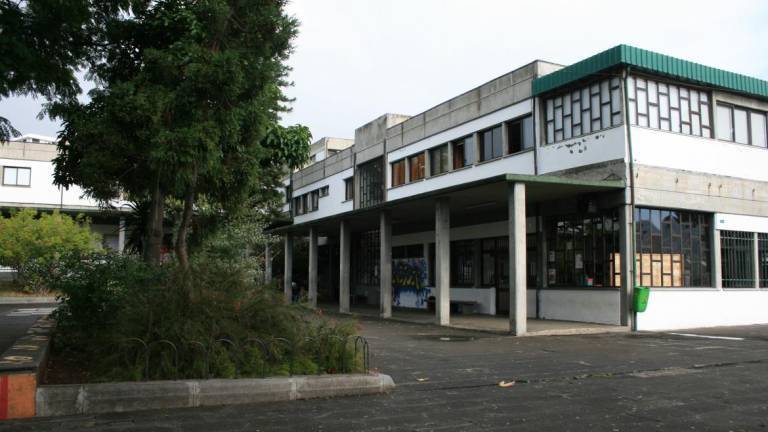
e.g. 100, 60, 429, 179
36, 373, 395, 417
0, 296, 58, 304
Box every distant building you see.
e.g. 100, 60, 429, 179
274, 45, 768, 333
0, 134, 130, 252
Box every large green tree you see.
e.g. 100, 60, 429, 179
50, 0, 310, 267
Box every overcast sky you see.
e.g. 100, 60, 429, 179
2, 0, 767, 140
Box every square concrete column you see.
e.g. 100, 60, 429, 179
435, 197, 451, 326
711, 224, 722, 289
264, 242, 272, 285
380, 211, 392, 318
508, 182, 527, 336
339, 220, 351, 313
284, 234, 293, 304
619, 204, 635, 329
308, 227, 318, 308
117, 217, 126, 253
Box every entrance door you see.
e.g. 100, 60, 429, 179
481, 237, 509, 314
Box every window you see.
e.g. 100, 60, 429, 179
353, 230, 380, 286
2, 166, 31, 186
760, 233, 768, 288
452, 135, 474, 169
628, 76, 712, 137
429, 145, 449, 176
391, 159, 406, 187
344, 177, 354, 201
293, 196, 304, 215
310, 190, 319, 211
546, 211, 621, 287
634, 208, 711, 287
359, 158, 384, 208
507, 115, 534, 154
451, 240, 475, 286
720, 230, 755, 288
408, 153, 425, 181
715, 103, 768, 147
481, 237, 508, 287
479, 126, 503, 161
318, 186, 329, 197
545, 78, 622, 144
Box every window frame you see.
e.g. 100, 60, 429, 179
451, 135, 474, 169
2, 166, 31, 187
720, 230, 756, 289
545, 77, 623, 145
408, 152, 426, 182
344, 177, 354, 201
391, 159, 407, 187
715, 102, 768, 148
506, 115, 535, 154
428, 144, 449, 176
478, 125, 503, 162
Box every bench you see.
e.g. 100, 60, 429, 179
450, 300, 478, 315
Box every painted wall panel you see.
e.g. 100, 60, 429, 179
631, 127, 768, 182
715, 213, 768, 233
537, 126, 627, 175
537, 289, 621, 325
636, 289, 768, 330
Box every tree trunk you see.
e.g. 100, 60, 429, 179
175, 184, 195, 271
143, 176, 165, 266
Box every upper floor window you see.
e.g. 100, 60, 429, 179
545, 77, 622, 144
344, 177, 354, 201
391, 159, 406, 187
310, 190, 319, 211
2, 166, 31, 186
318, 186, 329, 197
359, 158, 384, 208
479, 125, 503, 161
716, 103, 767, 147
409, 153, 425, 181
507, 115, 534, 154
628, 76, 712, 137
429, 145, 449, 176
452, 135, 474, 169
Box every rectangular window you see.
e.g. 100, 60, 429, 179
716, 103, 768, 147
451, 240, 475, 286
2, 166, 31, 186
319, 186, 329, 197
344, 177, 354, 201
452, 135, 474, 169
391, 159, 406, 187
359, 158, 384, 208
507, 115, 534, 154
721, 231, 755, 288
628, 76, 711, 138
429, 145, 449, 176
408, 153, 425, 181
546, 211, 621, 287
353, 230, 380, 286
479, 126, 503, 161
759, 233, 768, 288
545, 78, 622, 144
293, 197, 303, 216
310, 190, 319, 211
481, 237, 508, 287
634, 208, 711, 287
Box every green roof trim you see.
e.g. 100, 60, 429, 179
532, 45, 768, 99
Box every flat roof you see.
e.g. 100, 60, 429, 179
533, 45, 768, 100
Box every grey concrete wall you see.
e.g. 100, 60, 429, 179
0, 141, 57, 161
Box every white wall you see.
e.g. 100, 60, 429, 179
631, 127, 768, 182
536, 289, 621, 325
537, 125, 627, 174
715, 213, 768, 233
0, 158, 101, 209
636, 289, 768, 330
293, 168, 354, 224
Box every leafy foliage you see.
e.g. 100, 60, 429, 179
0, 209, 100, 292
47, 250, 361, 382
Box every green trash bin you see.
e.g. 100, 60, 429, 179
633, 286, 650, 312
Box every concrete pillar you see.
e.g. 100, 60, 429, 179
619, 204, 635, 329
117, 217, 126, 253
264, 242, 272, 285
435, 197, 451, 326
712, 224, 722, 289
339, 220, 351, 313
508, 182, 527, 335
308, 227, 318, 308
284, 234, 293, 304
379, 211, 392, 318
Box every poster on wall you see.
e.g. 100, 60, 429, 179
392, 258, 431, 309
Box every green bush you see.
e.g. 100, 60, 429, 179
0, 208, 101, 293
46, 250, 362, 382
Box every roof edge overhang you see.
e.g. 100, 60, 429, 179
533, 44, 768, 100
268, 174, 626, 234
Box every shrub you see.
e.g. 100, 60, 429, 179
0, 209, 101, 293
46, 250, 362, 382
